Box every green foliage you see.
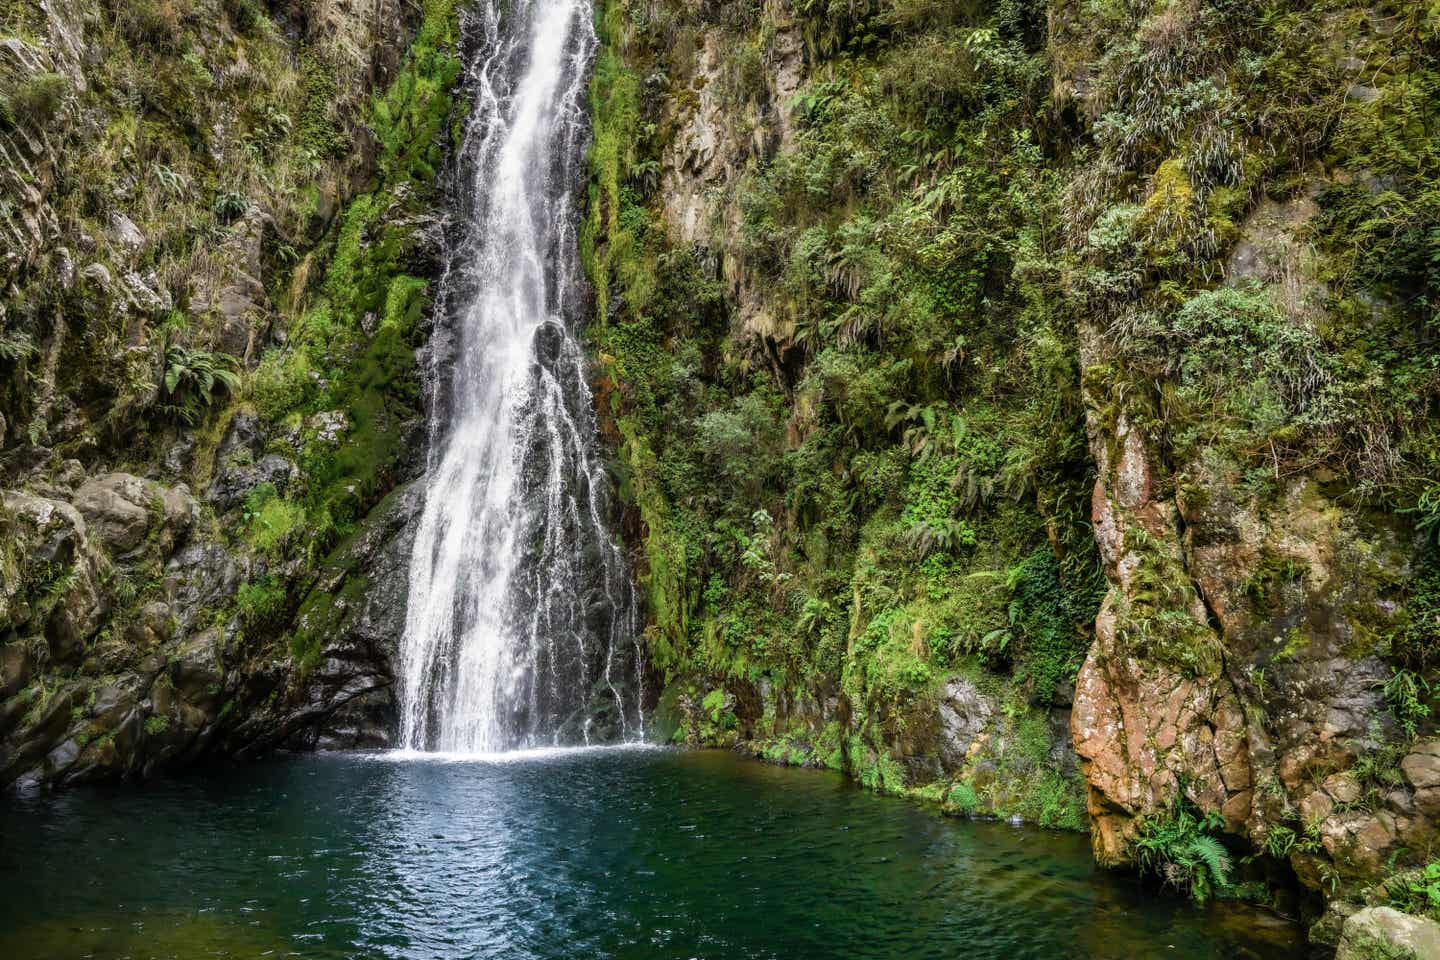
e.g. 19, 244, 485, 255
0, 71, 69, 129
242, 483, 306, 559
159, 346, 241, 426
1395, 550, 1440, 672
1387, 860, 1440, 921
1350, 737, 1410, 801
1385, 668, 1433, 739
995, 548, 1098, 701
1262, 820, 1321, 859
947, 781, 978, 816
234, 576, 288, 635
212, 192, 249, 223
237, 0, 457, 561
370, 0, 464, 184
0, 331, 35, 363
1132, 800, 1234, 904
583, 0, 1103, 810
1405, 484, 1440, 549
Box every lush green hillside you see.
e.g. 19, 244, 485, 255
581, 0, 1440, 939
3, 0, 1440, 952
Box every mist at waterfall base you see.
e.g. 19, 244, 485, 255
0, 749, 1301, 960
398, 0, 642, 754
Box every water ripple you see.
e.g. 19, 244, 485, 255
0, 750, 1301, 960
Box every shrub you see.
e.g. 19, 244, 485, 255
1167, 287, 1329, 415
1, 72, 69, 129
235, 576, 288, 635
947, 781, 979, 815
1387, 860, 1440, 921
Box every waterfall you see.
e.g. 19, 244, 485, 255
397, 0, 643, 753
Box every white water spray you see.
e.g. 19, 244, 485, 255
398, 0, 643, 753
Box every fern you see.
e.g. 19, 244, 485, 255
159, 345, 242, 425
1132, 799, 1234, 904
0, 332, 35, 363
1187, 835, 1232, 891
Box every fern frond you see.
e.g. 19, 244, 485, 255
1187, 835, 1231, 886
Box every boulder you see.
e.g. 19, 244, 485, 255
1326, 772, 1364, 805
46, 561, 104, 663
126, 601, 175, 647
1336, 907, 1440, 960
208, 453, 299, 513
0, 642, 34, 700
306, 410, 350, 446
170, 628, 225, 713
72, 473, 195, 555
2, 492, 105, 659
163, 541, 241, 638
3, 492, 88, 567
106, 212, 146, 258
935, 676, 994, 770
1403, 742, 1440, 791
80, 262, 111, 290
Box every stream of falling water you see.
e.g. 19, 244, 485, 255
398, 0, 642, 753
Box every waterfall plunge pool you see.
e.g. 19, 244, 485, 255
0, 748, 1303, 959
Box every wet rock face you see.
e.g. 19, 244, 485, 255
285, 481, 425, 750
1072, 366, 1419, 888
935, 677, 994, 770
0, 467, 219, 785
0, 464, 422, 786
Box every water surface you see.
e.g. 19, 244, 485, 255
0, 748, 1302, 959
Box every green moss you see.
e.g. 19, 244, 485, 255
234, 576, 289, 637
581, 8, 646, 326
242, 484, 307, 558
242, 0, 459, 562
946, 781, 979, 816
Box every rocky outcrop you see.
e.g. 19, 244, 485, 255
0, 457, 424, 786
0, 0, 452, 788
1071, 408, 1246, 862
1045, 2, 1440, 926
1336, 907, 1440, 960
655, 4, 802, 342
0, 473, 200, 785
1072, 226, 1422, 897
72, 473, 197, 555
280, 481, 423, 750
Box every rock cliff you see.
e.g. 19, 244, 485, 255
3, 0, 1440, 951
580, 0, 1440, 942
0, 0, 456, 785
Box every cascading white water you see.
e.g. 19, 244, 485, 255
398, 0, 643, 753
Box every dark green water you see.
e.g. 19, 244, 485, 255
0, 747, 1302, 959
